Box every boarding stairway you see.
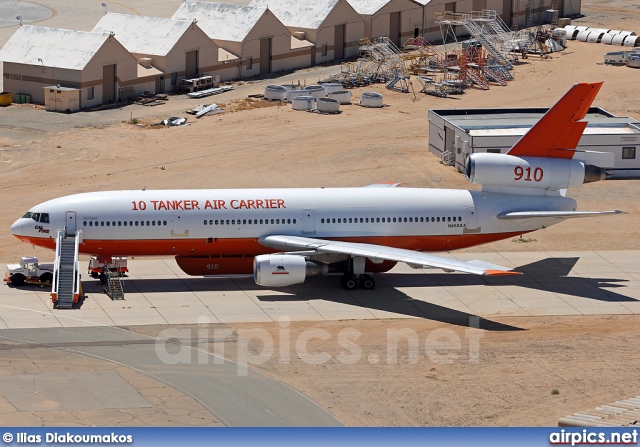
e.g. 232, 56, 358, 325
51, 229, 82, 309
104, 268, 124, 300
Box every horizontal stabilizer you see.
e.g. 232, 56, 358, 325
497, 210, 626, 220
507, 82, 603, 159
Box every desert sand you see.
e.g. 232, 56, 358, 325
0, 0, 639, 427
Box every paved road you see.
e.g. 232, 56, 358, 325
0, 326, 343, 426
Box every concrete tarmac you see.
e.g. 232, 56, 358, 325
1, 250, 639, 426
1, 251, 639, 329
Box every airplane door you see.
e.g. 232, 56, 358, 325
465, 206, 480, 233
302, 210, 315, 234
66, 211, 77, 236
172, 212, 188, 236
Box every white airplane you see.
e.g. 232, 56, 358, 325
10, 82, 624, 290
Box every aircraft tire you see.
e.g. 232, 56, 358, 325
359, 274, 375, 290
342, 274, 359, 290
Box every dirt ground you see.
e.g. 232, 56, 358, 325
0, 0, 640, 427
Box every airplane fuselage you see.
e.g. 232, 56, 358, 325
11, 187, 575, 275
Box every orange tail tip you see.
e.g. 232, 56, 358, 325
507, 82, 604, 159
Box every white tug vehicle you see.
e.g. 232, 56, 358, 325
4, 257, 54, 286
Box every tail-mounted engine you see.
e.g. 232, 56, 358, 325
465, 153, 607, 191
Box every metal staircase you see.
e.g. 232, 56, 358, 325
51, 229, 82, 309
104, 269, 125, 300
462, 16, 514, 70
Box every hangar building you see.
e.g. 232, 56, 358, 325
92, 13, 220, 94
250, 0, 365, 64
347, 0, 424, 47
428, 107, 640, 178
172, 2, 313, 79
0, 26, 139, 108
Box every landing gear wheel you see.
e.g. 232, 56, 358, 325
341, 274, 359, 290
99, 272, 107, 283
359, 274, 375, 290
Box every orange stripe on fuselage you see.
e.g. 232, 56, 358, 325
15, 232, 528, 258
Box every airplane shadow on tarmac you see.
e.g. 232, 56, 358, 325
91, 257, 634, 332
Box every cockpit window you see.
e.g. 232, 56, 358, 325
22, 212, 50, 223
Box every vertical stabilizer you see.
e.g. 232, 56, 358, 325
507, 82, 603, 159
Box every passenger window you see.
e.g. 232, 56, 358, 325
131, 221, 134, 226
404, 217, 407, 222
293, 219, 296, 224
141, 221, 144, 226
259, 219, 263, 224
271, 219, 274, 224
163, 221, 167, 226
204, 220, 208, 225
321, 218, 325, 223
118, 221, 122, 226
124, 221, 127, 226
243, 219, 247, 225
448, 217, 451, 222
332, 218, 336, 223
276, 219, 280, 224
135, 221, 138, 226
83, 221, 87, 226
360, 218, 363, 223
287, 219, 291, 224
89, 221, 93, 226
152, 221, 155, 226
376, 218, 380, 222
409, 217, 413, 222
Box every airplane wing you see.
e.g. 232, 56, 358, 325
497, 210, 626, 220
259, 235, 521, 276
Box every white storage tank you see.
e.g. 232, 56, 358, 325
286, 89, 307, 101
321, 83, 343, 95
303, 85, 325, 99
291, 96, 314, 111
602, 33, 615, 45
564, 25, 579, 40
360, 92, 383, 108
280, 84, 302, 92
316, 97, 340, 114
328, 90, 352, 104
612, 34, 627, 46
264, 85, 287, 101
576, 30, 591, 42
587, 31, 605, 43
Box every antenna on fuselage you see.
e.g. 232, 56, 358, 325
142, 186, 146, 191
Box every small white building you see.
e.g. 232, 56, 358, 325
250, 0, 365, 64
172, 2, 313, 79
428, 107, 640, 178
92, 13, 220, 93
0, 26, 139, 108
348, 0, 424, 47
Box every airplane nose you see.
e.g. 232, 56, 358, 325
10, 219, 23, 236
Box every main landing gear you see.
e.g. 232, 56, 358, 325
340, 273, 375, 290
339, 257, 376, 290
